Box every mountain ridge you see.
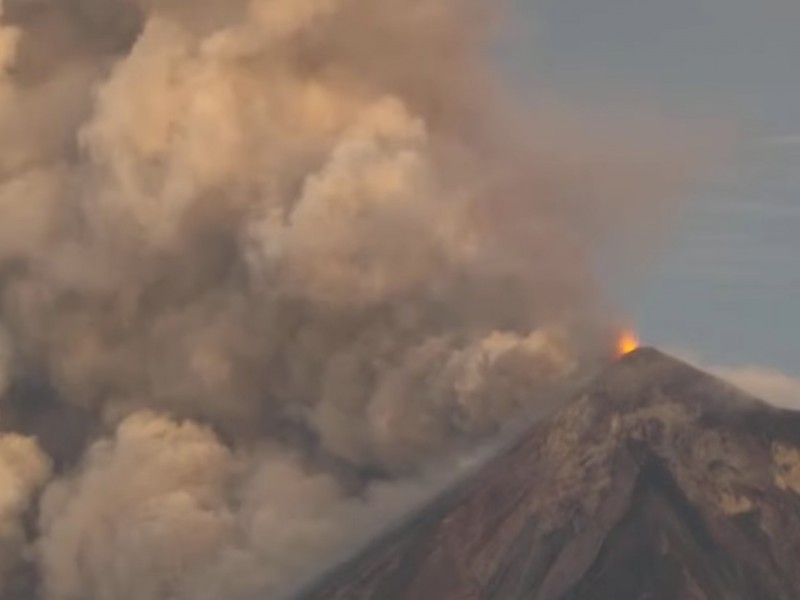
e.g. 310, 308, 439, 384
299, 348, 800, 600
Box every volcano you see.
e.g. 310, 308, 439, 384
299, 348, 800, 600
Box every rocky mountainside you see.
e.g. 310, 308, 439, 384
300, 348, 800, 600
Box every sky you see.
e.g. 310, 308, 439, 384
499, 0, 800, 385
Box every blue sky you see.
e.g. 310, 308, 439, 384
499, 0, 800, 379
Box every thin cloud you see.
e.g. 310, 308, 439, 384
710, 364, 800, 410
764, 134, 800, 147
665, 347, 800, 410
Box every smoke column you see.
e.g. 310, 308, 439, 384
0, 0, 698, 598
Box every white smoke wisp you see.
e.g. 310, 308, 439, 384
0, 0, 701, 598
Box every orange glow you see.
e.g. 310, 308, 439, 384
617, 330, 640, 357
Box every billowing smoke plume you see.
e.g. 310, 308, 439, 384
0, 0, 695, 598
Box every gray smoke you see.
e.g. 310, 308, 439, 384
0, 0, 701, 598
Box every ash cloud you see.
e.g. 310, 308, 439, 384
0, 0, 699, 598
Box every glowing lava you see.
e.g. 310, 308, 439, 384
617, 330, 640, 357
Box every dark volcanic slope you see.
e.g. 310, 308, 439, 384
301, 348, 800, 600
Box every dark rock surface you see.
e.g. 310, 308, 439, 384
300, 348, 800, 600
